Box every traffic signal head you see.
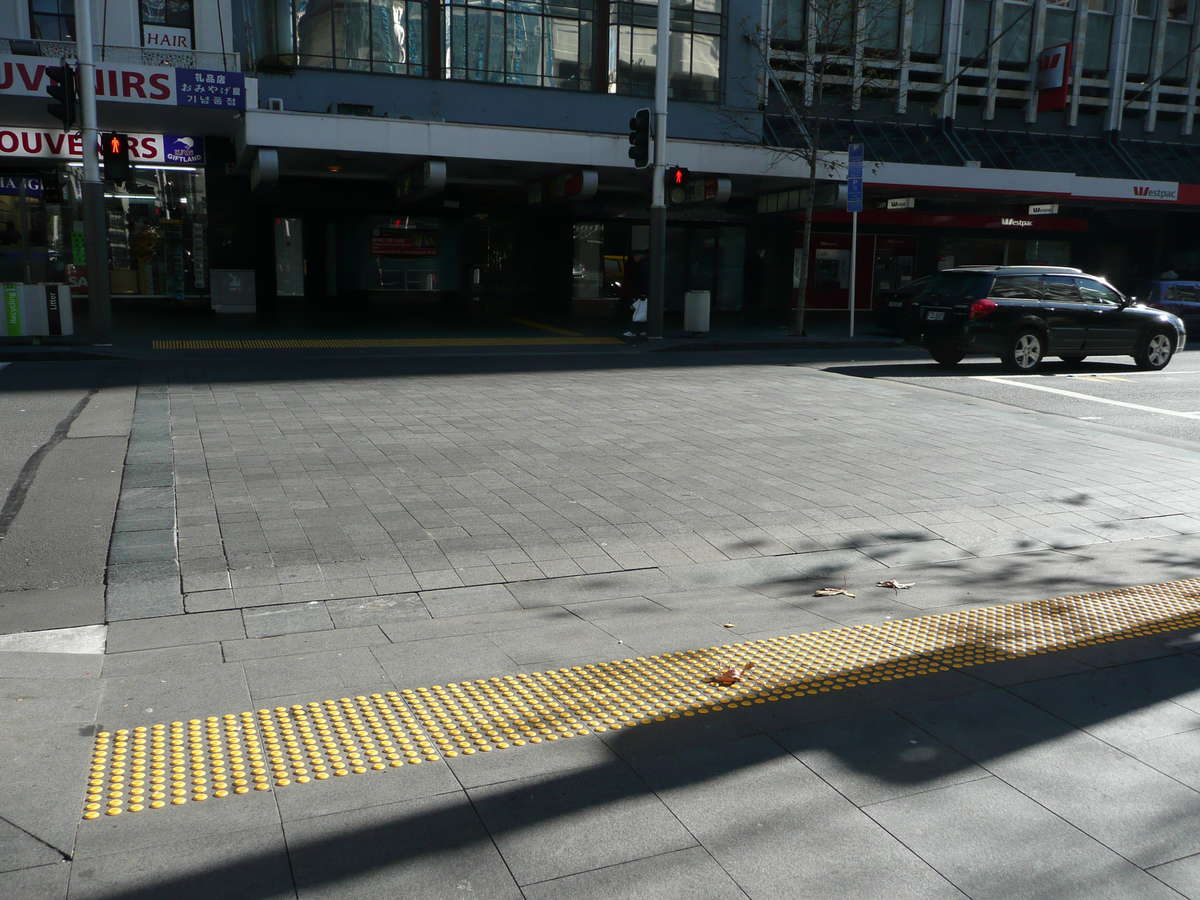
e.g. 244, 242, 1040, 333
667, 166, 689, 187
101, 132, 132, 184
45, 61, 78, 133
628, 107, 651, 169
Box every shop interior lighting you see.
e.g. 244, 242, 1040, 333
67, 162, 198, 172
104, 194, 158, 202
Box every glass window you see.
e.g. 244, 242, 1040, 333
1087, 0, 1110, 8
29, 0, 76, 41
961, 0, 991, 60
912, 0, 943, 55
1076, 277, 1121, 303
294, 0, 427, 75
1169, 0, 1190, 17
1000, 0, 1032, 64
1128, 17, 1153, 73
1042, 274, 1081, 301
140, 0, 194, 28
771, 0, 805, 42
990, 275, 1043, 299
1044, 8, 1074, 46
1083, 11, 1111, 71
608, 0, 722, 101
914, 271, 994, 304
446, 0, 592, 88
1134, 0, 1155, 15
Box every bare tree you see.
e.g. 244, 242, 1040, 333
751, 0, 907, 334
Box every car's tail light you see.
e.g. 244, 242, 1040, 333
969, 298, 997, 320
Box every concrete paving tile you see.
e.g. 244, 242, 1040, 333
326, 594, 428, 628
419, 584, 520, 618
243, 602, 334, 638
774, 710, 988, 807
0, 650, 101, 679
1149, 852, 1200, 897
0, 586, 105, 635
102, 642, 222, 676
0, 863, 70, 898
521, 846, 748, 900
959, 653, 1095, 687
72, 789, 282, 860
864, 777, 1179, 900
105, 582, 184, 622
274, 759, 460, 823
3, 675, 101, 726
467, 763, 695, 885
616, 733, 959, 899
106, 611, 245, 653
506, 570, 675, 608
1009, 656, 1200, 750
231, 568, 283, 590
660, 549, 884, 592
535, 559, 585, 578
490, 621, 627, 666
285, 793, 521, 899
242, 648, 390, 700
902, 688, 1200, 868
1126, 728, 1200, 792
323, 577, 376, 601
224, 626, 389, 662
184, 588, 236, 613
370, 573, 421, 595
860, 539, 975, 567
0, 817, 64, 872
378, 607, 573, 645
67, 824, 293, 900
574, 556, 624, 574
279, 581, 335, 605
374, 636, 518, 687
233, 584, 286, 609
181, 571, 232, 594
97, 663, 249, 726
414, 570, 465, 591
446, 733, 619, 790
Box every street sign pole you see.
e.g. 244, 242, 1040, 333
647, 0, 669, 340
846, 144, 864, 338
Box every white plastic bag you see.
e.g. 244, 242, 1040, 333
631, 298, 648, 323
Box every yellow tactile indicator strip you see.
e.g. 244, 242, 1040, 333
82, 576, 1200, 820
150, 337, 621, 350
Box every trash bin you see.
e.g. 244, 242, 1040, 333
684, 289, 711, 334
210, 269, 257, 314
2, 283, 73, 337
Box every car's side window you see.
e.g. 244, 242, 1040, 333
990, 275, 1043, 300
1041, 275, 1081, 302
1076, 278, 1122, 305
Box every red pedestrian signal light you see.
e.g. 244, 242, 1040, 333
666, 166, 690, 192
101, 132, 132, 184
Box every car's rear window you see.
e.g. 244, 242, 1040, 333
914, 272, 993, 306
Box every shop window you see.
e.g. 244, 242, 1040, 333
29, 0, 76, 41
608, 0, 721, 101
444, 0, 592, 88
291, 0, 427, 75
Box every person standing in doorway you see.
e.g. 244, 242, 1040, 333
623, 251, 649, 337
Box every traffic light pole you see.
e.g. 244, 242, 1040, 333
647, 0, 669, 340
74, 0, 110, 340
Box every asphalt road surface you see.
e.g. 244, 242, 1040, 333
822, 347, 1200, 446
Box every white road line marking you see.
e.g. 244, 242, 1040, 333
981, 376, 1200, 420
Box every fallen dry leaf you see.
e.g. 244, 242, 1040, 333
722, 623, 736, 628
876, 580, 915, 590
704, 661, 756, 685
814, 587, 856, 598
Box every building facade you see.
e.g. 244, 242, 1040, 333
3, 0, 1200, 332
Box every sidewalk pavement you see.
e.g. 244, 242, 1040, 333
3, 351, 1200, 898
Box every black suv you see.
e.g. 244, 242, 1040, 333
903, 266, 1188, 372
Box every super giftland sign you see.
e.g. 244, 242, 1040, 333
0, 127, 204, 164
0, 54, 250, 110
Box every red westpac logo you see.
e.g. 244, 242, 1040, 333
1132, 185, 1176, 199
1038, 52, 1062, 70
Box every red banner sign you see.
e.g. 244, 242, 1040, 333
1037, 43, 1072, 112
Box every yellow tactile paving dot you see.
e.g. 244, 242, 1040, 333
82, 575, 1200, 820
150, 337, 621, 350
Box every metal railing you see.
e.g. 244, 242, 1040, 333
1, 37, 240, 72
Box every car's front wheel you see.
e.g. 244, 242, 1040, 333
1134, 329, 1175, 370
930, 344, 964, 367
1002, 328, 1045, 372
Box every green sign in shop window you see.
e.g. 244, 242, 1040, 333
4, 284, 21, 336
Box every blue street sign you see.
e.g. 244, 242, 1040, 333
846, 143, 864, 212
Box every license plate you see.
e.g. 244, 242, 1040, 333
925, 310, 945, 321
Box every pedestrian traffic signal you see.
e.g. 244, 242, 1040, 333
101, 132, 132, 183
628, 108, 651, 169
666, 166, 689, 187
45, 61, 78, 133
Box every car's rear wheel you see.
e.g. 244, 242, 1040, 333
1134, 329, 1175, 370
930, 344, 964, 367
1059, 354, 1087, 364
1002, 328, 1045, 372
